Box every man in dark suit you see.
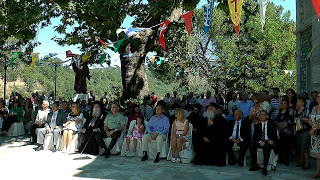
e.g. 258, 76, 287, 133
226, 110, 251, 166
34, 102, 67, 152
249, 110, 278, 175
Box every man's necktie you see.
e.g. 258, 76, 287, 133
261, 123, 265, 141
235, 122, 239, 139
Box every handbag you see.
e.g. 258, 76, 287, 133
179, 142, 194, 164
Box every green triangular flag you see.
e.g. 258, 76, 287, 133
9, 52, 21, 66
114, 38, 126, 52
156, 57, 165, 65
99, 54, 107, 64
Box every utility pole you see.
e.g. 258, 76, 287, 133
54, 63, 57, 101
4, 62, 7, 101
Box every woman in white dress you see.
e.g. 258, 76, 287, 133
62, 103, 85, 152
170, 108, 190, 163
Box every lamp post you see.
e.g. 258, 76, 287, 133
4, 62, 7, 101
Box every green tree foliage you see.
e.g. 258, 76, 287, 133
149, 0, 296, 94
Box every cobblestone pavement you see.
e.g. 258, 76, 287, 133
0, 135, 316, 180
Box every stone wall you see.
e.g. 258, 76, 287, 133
296, 0, 320, 94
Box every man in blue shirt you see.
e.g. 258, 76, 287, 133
237, 92, 254, 119
141, 104, 169, 163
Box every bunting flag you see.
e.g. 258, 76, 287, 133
159, 20, 170, 50
259, 0, 268, 31
99, 54, 107, 64
312, 0, 320, 20
30, 53, 39, 68
289, 70, 293, 77
228, 0, 244, 37
114, 38, 126, 52
307, 44, 317, 59
203, 1, 214, 34
9, 52, 22, 66
123, 54, 133, 58
149, 56, 155, 62
268, 60, 272, 69
66, 50, 77, 58
284, 70, 289, 75
81, 51, 92, 65
181, 11, 194, 36
156, 57, 165, 65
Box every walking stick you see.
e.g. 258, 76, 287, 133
80, 114, 105, 156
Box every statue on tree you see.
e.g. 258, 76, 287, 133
72, 57, 92, 94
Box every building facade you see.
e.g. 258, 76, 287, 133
296, 0, 320, 94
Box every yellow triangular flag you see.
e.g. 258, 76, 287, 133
228, 0, 244, 37
81, 51, 92, 65
284, 70, 289, 75
149, 56, 155, 62
30, 53, 39, 68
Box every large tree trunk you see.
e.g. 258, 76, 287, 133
119, 6, 183, 100
119, 29, 155, 100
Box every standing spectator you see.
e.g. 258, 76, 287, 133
202, 91, 216, 107
197, 93, 205, 105
249, 96, 264, 125
170, 91, 180, 104
187, 92, 197, 105
285, 89, 297, 115
89, 90, 95, 102
270, 88, 281, 121
294, 96, 311, 169
140, 98, 153, 120
303, 92, 311, 109
275, 99, 294, 166
260, 92, 271, 114
40, 92, 46, 101
309, 92, 320, 178
151, 92, 158, 107
226, 105, 238, 123
237, 92, 254, 119
309, 91, 318, 113
163, 93, 171, 104
228, 93, 240, 115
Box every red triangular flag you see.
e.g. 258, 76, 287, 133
66, 50, 77, 58
312, 0, 320, 20
159, 20, 170, 50
181, 11, 194, 36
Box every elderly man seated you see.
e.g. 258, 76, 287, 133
141, 104, 170, 163
30, 100, 51, 144
95, 102, 125, 158
34, 102, 66, 152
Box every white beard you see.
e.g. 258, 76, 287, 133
206, 111, 216, 120
92, 109, 101, 118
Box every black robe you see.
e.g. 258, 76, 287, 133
193, 115, 228, 166
78, 113, 107, 155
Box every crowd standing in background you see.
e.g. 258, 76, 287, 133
1, 88, 320, 178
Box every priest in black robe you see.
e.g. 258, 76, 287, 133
78, 101, 107, 155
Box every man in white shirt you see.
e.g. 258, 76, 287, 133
34, 102, 66, 152
228, 93, 240, 115
140, 99, 153, 120
30, 100, 51, 144
260, 92, 271, 113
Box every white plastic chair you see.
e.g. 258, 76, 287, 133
57, 133, 79, 152
257, 148, 278, 171
167, 123, 194, 163
104, 117, 128, 154
7, 110, 25, 136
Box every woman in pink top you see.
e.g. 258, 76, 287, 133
170, 108, 190, 163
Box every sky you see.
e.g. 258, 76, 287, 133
32, 0, 297, 67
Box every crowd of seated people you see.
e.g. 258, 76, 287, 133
2, 89, 320, 177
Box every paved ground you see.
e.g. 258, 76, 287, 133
0, 135, 317, 180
